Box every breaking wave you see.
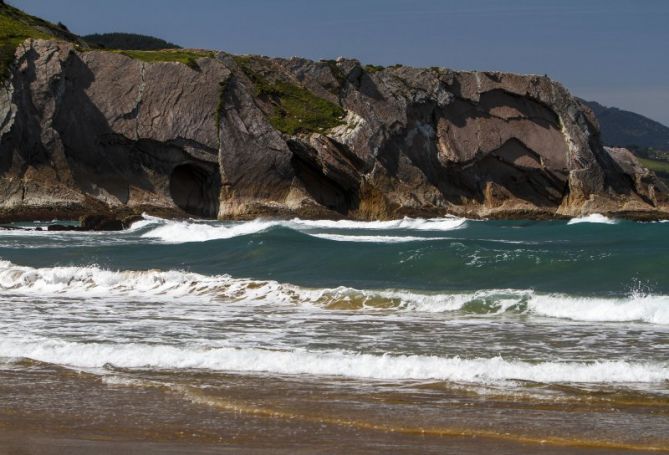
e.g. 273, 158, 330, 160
567, 214, 617, 225
0, 260, 667, 324
309, 233, 452, 243
289, 217, 467, 231
137, 215, 467, 243
140, 218, 279, 243
1, 339, 666, 384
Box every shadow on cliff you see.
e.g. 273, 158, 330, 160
582, 115, 656, 206
51, 53, 220, 217
53, 52, 154, 204
0, 46, 51, 175
375, 94, 569, 209
287, 138, 366, 215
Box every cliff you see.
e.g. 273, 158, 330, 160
1, 7, 668, 221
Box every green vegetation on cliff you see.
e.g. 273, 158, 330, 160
83, 32, 180, 51
114, 49, 216, 70
234, 56, 345, 135
0, 3, 83, 79
0, 4, 49, 77
364, 64, 385, 74
639, 157, 669, 185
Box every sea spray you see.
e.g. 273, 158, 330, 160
567, 214, 617, 225
138, 215, 468, 243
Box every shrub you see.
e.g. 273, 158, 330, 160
234, 56, 345, 135
364, 64, 384, 74
114, 49, 216, 71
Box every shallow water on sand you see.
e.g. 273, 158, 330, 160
0, 215, 667, 452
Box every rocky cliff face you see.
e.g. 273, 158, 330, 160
1, 38, 668, 221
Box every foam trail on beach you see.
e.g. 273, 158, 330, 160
2, 339, 667, 384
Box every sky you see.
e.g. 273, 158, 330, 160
10, 0, 669, 125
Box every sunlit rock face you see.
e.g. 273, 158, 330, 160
1, 40, 667, 221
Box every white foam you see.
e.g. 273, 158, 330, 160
527, 293, 669, 324
141, 219, 279, 243
290, 217, 467, 231
0, 260, 479, 313
1, 339, 666, 384
0, 260, 296, 303
567, 214, 617, 225
135, 216, 468, 244
123, 217, 159, 232
0, 215, 468, 244
0, 260, 667, 323
310, 233, 451, 243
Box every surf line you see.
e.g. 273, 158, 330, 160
179, 386, 669, 452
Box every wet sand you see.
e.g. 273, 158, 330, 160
1, 362, 667, 454
3, 431, 656, 455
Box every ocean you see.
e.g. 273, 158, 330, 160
0, 215, 667, 453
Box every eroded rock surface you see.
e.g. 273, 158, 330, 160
1, 39, 667, 221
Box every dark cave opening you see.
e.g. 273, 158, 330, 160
169, 163, 220, 218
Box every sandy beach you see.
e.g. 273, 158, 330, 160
1, 361, 666, 454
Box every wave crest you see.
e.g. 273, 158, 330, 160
137, 215, 467, 244
0, 260, 667, 324
2, 339, 666, 383
567, 214, 617, 225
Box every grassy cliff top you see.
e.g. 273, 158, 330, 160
0, 3, 213, 77
0, 2, 82, 78
234, 55, 345, 135
2, 4, 344, 136
113, 49, 217, 70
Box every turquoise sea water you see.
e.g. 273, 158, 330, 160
1, 216, 668, 295
0, 215, 667, 379
0, 215, 668, 453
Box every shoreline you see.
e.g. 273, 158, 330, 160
1, 363, 666, 455
1, 218, 667, 454
1, 428, 660, 455
1, 206, 669, 225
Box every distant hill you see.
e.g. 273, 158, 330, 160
83, 32, 180, 50
581, 100, 669, 151
581, 100, 669, 184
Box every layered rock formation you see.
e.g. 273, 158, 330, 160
1, 36, 668, 221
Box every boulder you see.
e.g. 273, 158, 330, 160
79, 215, 124, 231
47, 224, 77, 231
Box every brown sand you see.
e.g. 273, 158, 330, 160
1, 362, 667, 454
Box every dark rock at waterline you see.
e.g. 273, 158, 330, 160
77, 214, 143, 231
47, 224, 78, 231
78, 214, 143, 231
0, 215, 140, 232
79, 214, 124, 231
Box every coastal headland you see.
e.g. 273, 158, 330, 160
1, 3, 668, 223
